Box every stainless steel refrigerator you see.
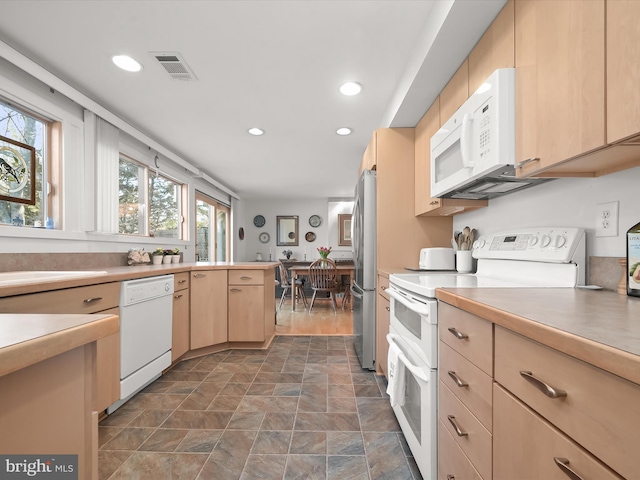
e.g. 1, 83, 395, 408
351, 169, 376, 370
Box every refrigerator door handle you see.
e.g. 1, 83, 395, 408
350, 284, 364, 299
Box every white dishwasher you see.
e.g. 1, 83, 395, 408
108, 274, 174, 413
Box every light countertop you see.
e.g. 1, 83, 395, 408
436, 287, 640, 385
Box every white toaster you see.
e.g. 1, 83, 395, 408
419, 247, 455, 270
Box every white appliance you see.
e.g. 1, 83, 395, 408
430, 68, 550, 200
386, 227, 585, 479
419, 247, 455, 271
108, 274, 174, 413
351, 169, 377, 370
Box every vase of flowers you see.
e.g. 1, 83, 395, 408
282, 249, 293, 260
317, 246, 332, 259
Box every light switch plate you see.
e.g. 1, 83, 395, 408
595, 201, 619, 237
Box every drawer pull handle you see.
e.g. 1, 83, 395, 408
174, 294, 183, 299
447, 327, 468, 340
554, 457, 584, 480
83, 297, 103, 304
447, 415, 468, 437
193, 273, 206, 278
381, 286, 387, 290
178, 279, 187, 284
448, 371, 468, 388
386, 306, 390, 312
447, 476, 455, 480
240, 276, 252, 280
230, 288, 242, 292
520, 371, 567, 398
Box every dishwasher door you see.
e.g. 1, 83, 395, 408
119, 275, 174, 380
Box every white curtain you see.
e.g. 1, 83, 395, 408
93, 114, 120, 233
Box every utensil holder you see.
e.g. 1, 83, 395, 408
456, 250, 473, 273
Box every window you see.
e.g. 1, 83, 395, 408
119, 155, 184, 238
196, 193, 229, 261
0, 99, 51, 227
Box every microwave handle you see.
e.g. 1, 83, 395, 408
461, 112, 474, 169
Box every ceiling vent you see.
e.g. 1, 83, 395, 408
150, 52, 197, 81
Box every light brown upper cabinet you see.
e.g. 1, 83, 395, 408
439, 59, 469, 124
468, 0, 514, 95
414, 98, 487, 216
358, 132, 377, 176
515, 0, 606, 177
607, 0, 640, 144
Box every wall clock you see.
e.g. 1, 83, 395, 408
253, 215, 266, 227
259, 232, 270, 243
309, 215, 322, 227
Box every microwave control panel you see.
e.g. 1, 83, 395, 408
473, 227, 585, 263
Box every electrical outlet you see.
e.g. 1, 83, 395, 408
595, 201, 619, 237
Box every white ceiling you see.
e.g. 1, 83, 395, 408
0, 0, 506, 199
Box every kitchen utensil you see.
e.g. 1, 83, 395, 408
451, 238, 458, 252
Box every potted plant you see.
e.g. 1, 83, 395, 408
162, 249, 174, 264
282, 249, 293, 260
171, 247, 181, 263
151, 247, 164, 265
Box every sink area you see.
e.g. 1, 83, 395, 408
0, 271, 109, 287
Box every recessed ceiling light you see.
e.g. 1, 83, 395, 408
336, 127, 352, 135
112, 55, 143, 72
339, 82, 362, 96
248, 127, 264, 136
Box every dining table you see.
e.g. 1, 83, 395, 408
288, 264, 355, 311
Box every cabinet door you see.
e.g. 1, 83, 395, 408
607, 0, 640, 143
359, 131, 377, 176
439, 59, 468, 124
95, 306, 120, 412
376, 277, 390, 377
190, 270, 227, 349
172, 288, 190, 361
515, 0, 605, 177
493, 384, 622, 480
228, 285, 264, 342
468, 0, 514, 94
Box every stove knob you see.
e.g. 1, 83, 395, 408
554, 235, 567, 248
473, 239, 486, 249
528, 236, 539, 246
541, 235, 551, 247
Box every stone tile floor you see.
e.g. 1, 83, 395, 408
99, 335, 423, 479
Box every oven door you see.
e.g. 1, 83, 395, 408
387, 283, 438, 368
387, 330, 437, 480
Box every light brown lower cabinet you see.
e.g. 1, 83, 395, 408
227, 268, 275, 343
172, 283, 190, 361
190, 270, 228, 349
493, 384, 622, 480
376, 275, 390, 377
438, 418, 482, 480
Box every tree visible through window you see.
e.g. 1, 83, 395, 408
196, 193, 229, 261
0, 99, 48, 226
119, 155, 183, 238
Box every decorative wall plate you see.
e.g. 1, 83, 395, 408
259, 232, 270, 243
309, 215, 322, 227
305, 231, 316, 242
253, 215, 266, 227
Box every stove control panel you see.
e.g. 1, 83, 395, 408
472, 227, 585, 264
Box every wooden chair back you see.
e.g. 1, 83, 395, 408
308, 258, 338, 291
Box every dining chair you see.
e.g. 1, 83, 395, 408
308, 258, 339, 313
278, 262, 307, 311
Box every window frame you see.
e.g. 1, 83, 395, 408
195, 192, 230, 261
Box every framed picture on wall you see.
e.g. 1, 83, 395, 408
338, 213, 352, 246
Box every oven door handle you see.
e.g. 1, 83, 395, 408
386, 288, 432, 317
387, 333, 431, 383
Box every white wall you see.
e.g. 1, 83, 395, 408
454, 165, 640, 257
239, 198, 354, 262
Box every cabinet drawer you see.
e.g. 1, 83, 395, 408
174, 272, 190, 291
378, 275, 389, 301
229, 269, 264, 285
495, 326, 639, 479
494, 384, 622, 480
438, 419, 482, 480
439, 340, 493, 432
0, 282, 120, 314
439, 380, 492, 480
439, 302, 493, 375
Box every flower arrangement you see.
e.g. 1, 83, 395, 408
172, 247, 181, 255
282, 249, 293, 260
153, 247, 165, 256
317, 246, 332, 259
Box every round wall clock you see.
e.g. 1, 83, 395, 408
259, 232, 270, 243
253, 215, 266, 227
309, 215, 322, 227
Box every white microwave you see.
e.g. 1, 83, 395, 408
430, 68, 549, 200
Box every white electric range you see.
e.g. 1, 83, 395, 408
385, 227, 586, 480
